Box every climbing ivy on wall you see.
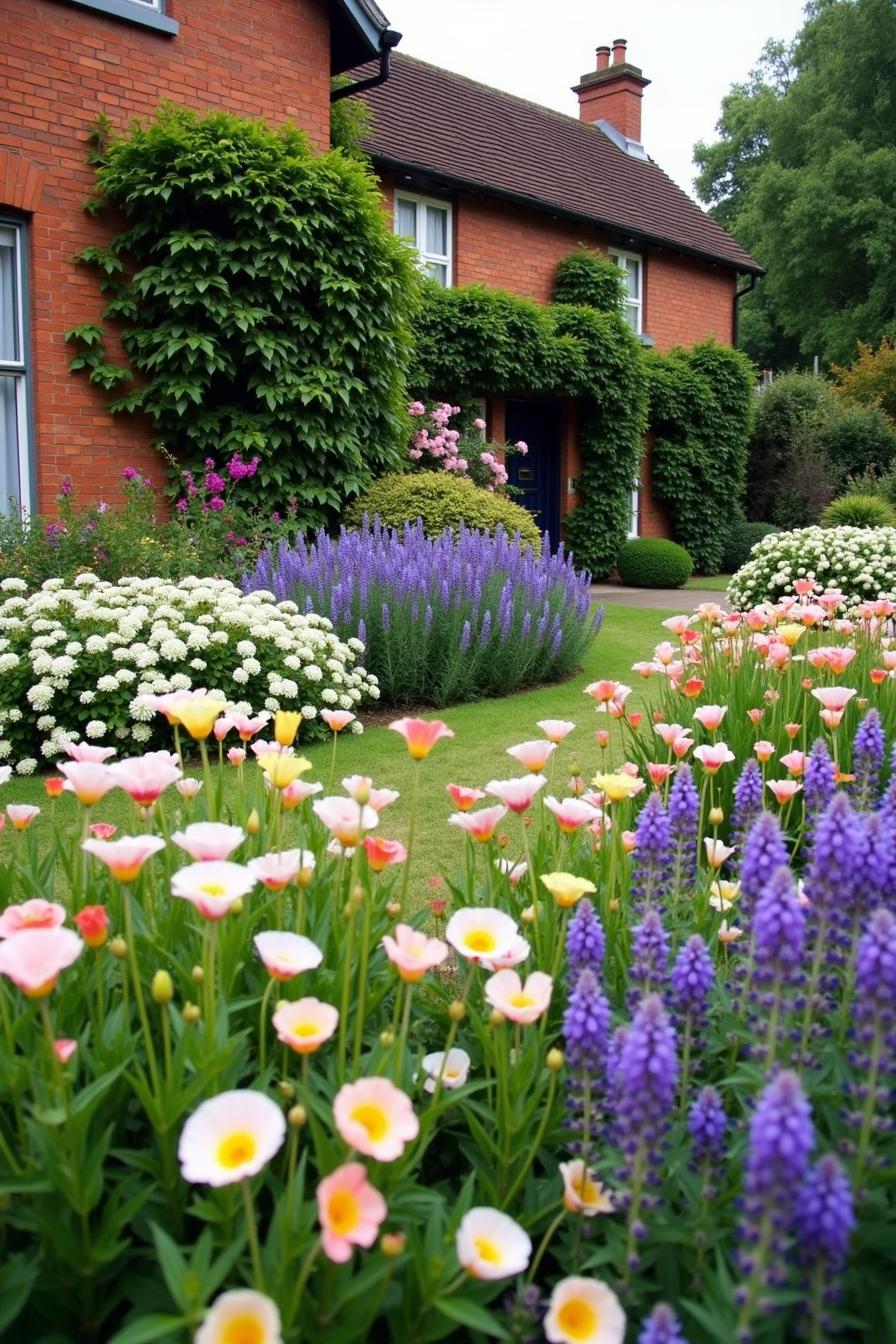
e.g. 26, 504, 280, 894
66, 105, 418, 529
646, 343, 756, 572
409, 283, 647, 578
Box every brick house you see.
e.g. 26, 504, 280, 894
359, 43, 763, 541
0, 0, 397, 514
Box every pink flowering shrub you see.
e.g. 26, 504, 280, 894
406, 400, 527, 494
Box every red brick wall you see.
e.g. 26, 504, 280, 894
455, 195, 607, 302
0, 0, 332, 509
645, 253, 735, 352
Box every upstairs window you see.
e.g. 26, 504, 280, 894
609, 249, 643, 334
0, 221, 31, 514
394, 192, 452, 287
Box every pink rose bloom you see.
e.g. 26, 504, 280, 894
317, 1162, 387, 1264
473, 417, 486, 430
0, 899, 67, 938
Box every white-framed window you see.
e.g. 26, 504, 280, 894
609, 249, 643, 334
0, 221, 32, 515
394, 192, 452, 287
627, 482, 640, 538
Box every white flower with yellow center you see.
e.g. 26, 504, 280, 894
178, 1090, 285, 1187
195, 1289, 283, 1344
445, 907, 520, 963
170, 861, 257, 921
417, 1048, 471, 1093
332, 1077, 419, 1162
456, 1207, 531, 1280
544, 1276, 626, 1343
558, 1160, 614, 1216
484, 969, 553, 1025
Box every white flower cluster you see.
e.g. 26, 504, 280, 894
728, 525, 896, 612
0, 573, 378, 760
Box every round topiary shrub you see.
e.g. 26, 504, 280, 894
722, 521, 778, 573
819, 493, 896, 529
616, 538, 693, 588
345, 473, 542, 554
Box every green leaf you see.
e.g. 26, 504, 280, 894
433, 1296, 509, 1339
106, 1313, 189, 1344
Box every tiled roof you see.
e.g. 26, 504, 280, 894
359, 54, 763, 275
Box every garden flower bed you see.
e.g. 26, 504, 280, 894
0, 579, 894, 1342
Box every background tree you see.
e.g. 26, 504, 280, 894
695, 0, 896, 368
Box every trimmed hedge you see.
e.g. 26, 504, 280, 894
820, 493, 896, 529
617, 537, 693, 588
344, 473, 542, 553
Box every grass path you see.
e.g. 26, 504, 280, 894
1, 604, 669, 905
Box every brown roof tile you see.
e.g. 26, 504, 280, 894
360, 54, 763, 275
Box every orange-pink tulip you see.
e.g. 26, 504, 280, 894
388, 717, 454, 760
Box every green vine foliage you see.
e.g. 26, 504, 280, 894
408, 283, 647, 576
66, 105, 419, 528
553, 248, 627, 315
646, 342, 756, 572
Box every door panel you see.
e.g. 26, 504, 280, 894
504, 398, 562, 544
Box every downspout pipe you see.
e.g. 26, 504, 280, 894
331, 29, 402, 101
733, 272, 758, 348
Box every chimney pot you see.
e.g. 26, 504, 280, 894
612, 38, 627, 64
574, 38, 649, 145
595, 45, 611, 71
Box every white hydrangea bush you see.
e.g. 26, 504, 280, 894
0, 573, 378, 764
727, 525, 896, 611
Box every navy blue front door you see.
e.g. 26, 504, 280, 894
505, 398, 562, 546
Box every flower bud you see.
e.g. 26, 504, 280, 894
277, 1080, 295, 1100
246, 808, 261, 836
108, 936, 128, 960
709, 806, 724, 826
489, 1008, 506, 1028
350, 885, 364, 910
191, 964, 204, 983
183, 1002, 201, 1024
380, 1232, 406, 1257
547, 1047, 564, 1071
287, 1104, 307, 1129
151, 970, 174, 1005
386, 900, 401, 918
379, 1030, 395, 1047
229, 898, 244, 917
448, 999, 466, 1022
520, 905, 536, 925
609, 898, 620, 912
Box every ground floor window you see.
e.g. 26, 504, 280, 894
627, 482, 640, 538
0, 220, 30, 513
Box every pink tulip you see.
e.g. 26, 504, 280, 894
0, 899, 66, 938
506, 740, 557, 773
767, 779, 802, 805
0, 927, 83, 996
107, 752, 182, 806
171, 823, 245, 862
447, 804, 507, 842
58, 762, 115, 807
388, 717, 454, 760
543, 796, 600, 834
693, 705, 727, 732
6, 804, 40, 831
62, 742, 117, 763
811, 687, 857, 714
485, 776, 546, 813
317, 1162, 387, 1264
321, 709, 356, 732
381, 923, 448, 981
693, 743, 735, 774
82, 835, 166, 883
362, 837, 407, 872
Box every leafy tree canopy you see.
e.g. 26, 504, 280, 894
695, 0, 896, 368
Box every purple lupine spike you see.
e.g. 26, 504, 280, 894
478, 609, 492, 648
459, 620, 471, 654
730, 758, 764, 859
563, 968, 611, 1165
638, 1304, 689, 1344
803, 738, 837, 826
850, 907, 896, 1174
672, 935, 714, 1024
631, 792, 673, 912
738, 811, 789, 924
628, 910, 670, 1008
852, 708, 885, 808
735, 1072, 814, 1334
668, 764, 699, 894
612, 994, 678, 1266
794, 1154, 854, 1274
804, 793, 863, 919
565, 899, 605, 988
689, 1085, 726, 1165
751, 866, 806, 1070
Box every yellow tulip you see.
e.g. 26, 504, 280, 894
260, 753, 312, 790
591, 772, 641, 803
777, 623, 805, 648
540, 872, 597, 909
274, 710, 302, 747
171, 696, 225, 740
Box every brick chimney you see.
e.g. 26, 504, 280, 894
573, 38, 650, 144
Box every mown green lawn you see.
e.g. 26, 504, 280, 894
1, 604, 669, 903
685, 574, 732, 592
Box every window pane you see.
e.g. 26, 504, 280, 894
424, 260, 448, 287
0, 376, 22, 510
425, 205, 448, 258
395, 199, 417, 241
622, 303, 639, 332
625, 261, 640, 301
0, 227, 19, 364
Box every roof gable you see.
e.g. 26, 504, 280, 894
359, 54, 762, 275
330, 0, 393, 75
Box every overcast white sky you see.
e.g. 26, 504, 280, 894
380, 0, 807, 198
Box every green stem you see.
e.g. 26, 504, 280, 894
397, 763, 421, 915
352, 878, 374, 1072
501, 1070, 557, 1208
241, 1178, 265, 1292
122, 886, 162, 1105
526, 1209, 566, 1283
258, 978, 277, 1078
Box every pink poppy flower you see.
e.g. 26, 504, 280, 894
583, 679, 621, 703
484, 969, 552, 1025
446, 907, 520, 962
362, 837, 407, 872
481, 932, 530, 971
247, 850, 309, 891
753, 740, 776, 763
381, 923, 448, 982
171, 823, 245, 862
73, 905, 109, 948
272, 998, 338, 1053
646, 762, 675, 788
692, 743, 735, 774
780, 750, 807, 776
170, 861, 257, 919
82, 835, 166, 883
312, 797, 378, 847
767, 779, 802, 805
89, 822, 117, 840
176, 779, 203, 799
446, 783, 486, 812
536, 719, 576, 743
6, 804, 40, 831
543, 796, 600, 834
485, 775, 546, 813
388, 716, 454, 760
317, 1162, 387, 1264
456, 1207, 531, 1280
227, 747, 247, 767
62, 742, 117, 763
654, 722, 692, 748
212, 715, 235, 743
107, 752, 182, 806
704, 838, 735, 869
506, 740, 557, 773
693, 705, 727, 732
0, 927, 83, 996
333, 1077, 419, 1162
321, 709, 356, 733
0, 899, 66, 938
812, 686, 856, 714
58, 762, 115, 807
254, 931, 322, 980
493, 860, 528, 890
448, 804, 507, 842
231, 713, 270, 741
54, 1039, 78, 1064
280, 778, 323, 810
342, 776, 400, 812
